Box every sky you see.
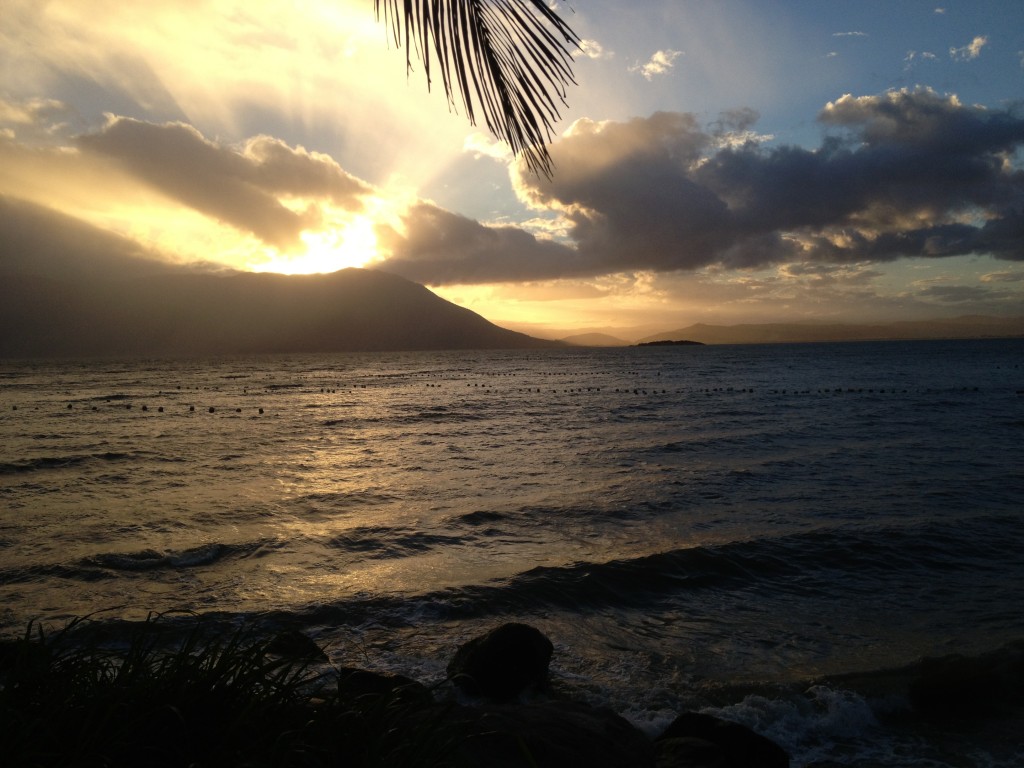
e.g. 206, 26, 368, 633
2, 0, 1023, 339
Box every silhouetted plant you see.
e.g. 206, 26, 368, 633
375, 0, 580, 177
0, 615, 466, 767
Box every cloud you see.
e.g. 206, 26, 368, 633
0, 97, 81, 141
376, 88, 1024, 285
463, 132, 513, 162
7, 86, 1023, 308
630, 50, 684, 80
76, 117, 372, 249
832, 32, 867, 38
904, 50, 938, 67
1, 0, 479, 194
950, 35, 987, 61
374, 202, 584, 284
778, 263, 883, 286
577, 39, 613, 60
981, 270, 1024, 283
709, 108, 773, 149
917, 285, 1004, 303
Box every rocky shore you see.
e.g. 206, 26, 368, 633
8, 618, 1021, 766
344, 622, 790, 768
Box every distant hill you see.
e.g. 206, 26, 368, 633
0, 267, 561, 358
640, 316, 1024, 345
561, 332, 630, 347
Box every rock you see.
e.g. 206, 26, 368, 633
908, 655, 995, 718
447, 623, 554, 700
657, 712, 789, 768
440, 700, 656, 768
265, 629, 328, 661
908, 643, 1024, 719
337, 667, 434, 709
655, 737, 730, 768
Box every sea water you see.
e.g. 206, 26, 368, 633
1, 339, 1022, 766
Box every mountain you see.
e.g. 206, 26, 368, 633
639, 316, 1024, 345
0, 267, 561, 358
0, 195, 563, 358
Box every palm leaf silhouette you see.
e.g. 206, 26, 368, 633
375, 0, 580, 177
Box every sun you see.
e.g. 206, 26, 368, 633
256, 214, 381, 275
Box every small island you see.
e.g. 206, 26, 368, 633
635, 339, 705, 346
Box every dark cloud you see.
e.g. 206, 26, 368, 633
378, 88, 1024, 285
76, 118, 371, 249
709, 107, 761, 136
375, 202, 585, 284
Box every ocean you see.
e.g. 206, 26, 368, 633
1, 339, 1022, 766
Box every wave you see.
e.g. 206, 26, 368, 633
0, 562, 118, 584
697, 641, 1024, 767
270, 515, 1024, 628
296, 489, 402, 507
446, 503, 643, 534
322, 409, 492, 428
0, 451, 185, 474
82, 541, 260, 573
481, 518, 1019, 609
0, 452, 133, 474
327, 527, 466, 559
452, 510, 509, 526
0, 455, 92, 474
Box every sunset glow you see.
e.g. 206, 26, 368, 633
254, 214, 381, 275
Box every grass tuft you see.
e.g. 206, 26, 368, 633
0, 615, 465, 767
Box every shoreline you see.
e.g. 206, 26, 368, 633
2, 616, 1022, 767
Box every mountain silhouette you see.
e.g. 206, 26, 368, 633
0, 267, 561, 358
638, 317, 1024, 345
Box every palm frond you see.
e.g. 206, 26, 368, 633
375, 0, 580, 177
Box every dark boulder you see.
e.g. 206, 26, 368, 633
657, 712, 789, 768
447, 623, 554, 700
265, 629, 328, 661
655, 736, 730, 768
908, 643, 1024, 719
440, 700, 656, 768
337, 667, 434, 709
